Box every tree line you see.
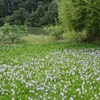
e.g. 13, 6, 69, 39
0, 0, 58, 27
0, 0, 100, 43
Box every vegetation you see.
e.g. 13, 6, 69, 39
58, 0, 100, 42
0, 1, 99, 99
0, 23, 27, 44
27, 27, 47, 35
44, 25, 63, 40
0, 0, 58, 27
0, 0, 100, 42
0, 43, 100, 99
22, 34, 56, 44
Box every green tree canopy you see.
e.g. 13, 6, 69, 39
5, 8, 28, 25
0, 0, 58, 27
58, 0, 100, 42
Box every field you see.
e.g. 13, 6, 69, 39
0, 43, 100, 100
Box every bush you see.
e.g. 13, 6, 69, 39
0, 23, 27, 44
62, 29, 87, 42
44, 25, 63, 40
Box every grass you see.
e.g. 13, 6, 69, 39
0, 43, 100, 100
22, 34, 56, 44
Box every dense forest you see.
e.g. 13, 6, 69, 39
0, 0, 58, 27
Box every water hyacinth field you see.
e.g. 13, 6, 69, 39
0, 43, 100, 100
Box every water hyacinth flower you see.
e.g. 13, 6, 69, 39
60, 92, 64, 96
76, 88, 81, 95
69, 97, 74, 100
0, 68, 3, 72
0, 44, 100, 99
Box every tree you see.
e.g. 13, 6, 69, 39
0, 23, 27, 43
47, 0, 58, 25
5, 8, 28, 25
0, 0, 7, 17
0, 18, 4, 26
23, 0, 35, 12
41, 0, 58, 26
25, 4, 45, 27
25, 11, 39, 27
0, 0, 58, 27
58, 0, 100, 42
36, 5, 45, 18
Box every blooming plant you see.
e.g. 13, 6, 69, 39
0, 43, 100, 100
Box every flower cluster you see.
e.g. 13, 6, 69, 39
0, 44, 100, 100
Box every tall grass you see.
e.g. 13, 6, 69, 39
22, 34, 56, 44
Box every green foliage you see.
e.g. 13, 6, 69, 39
0, 0, 7, 17
44, 25, 63, 40
0, 43, 100, 99
0, 23, 27, 44
0, 18, 4, 26
0, 0, 58, 27
36, 5, 45, 17
25, 11, 39, 26
23, 0, 35, 12
22, 34, 55, 44
25, 0, 58, 27
5, 8, 28, 25
58, 0, 87, 31
25, 5, 45, 27
58, 0, 100, 42
62, 30, 87, 42
43, 0, 58, 25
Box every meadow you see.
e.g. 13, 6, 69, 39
0, 43, 100, 100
